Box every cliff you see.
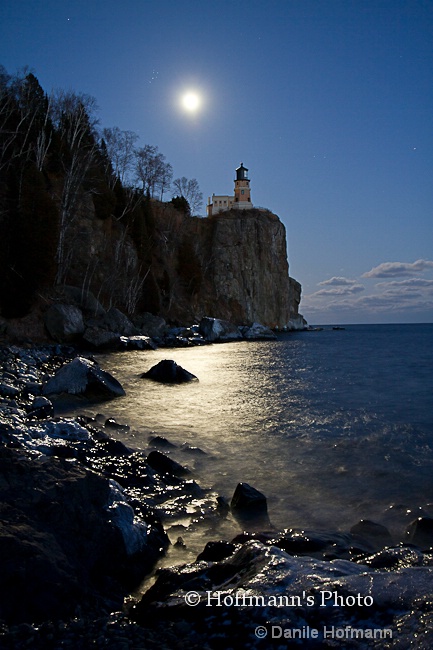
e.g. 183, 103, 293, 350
194, 209, 301, 328
0, 200, 303, 337
129, 204, 303, 329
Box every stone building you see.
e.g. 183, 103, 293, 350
207, 163, 253, 216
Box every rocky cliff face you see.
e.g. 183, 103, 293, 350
1, 201, 303, 339
201, 209, 301, 328
143, 205, 303, 329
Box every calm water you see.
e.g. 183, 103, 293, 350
75, 324, 433, 548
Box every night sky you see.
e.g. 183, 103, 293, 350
1, 0, 432, 324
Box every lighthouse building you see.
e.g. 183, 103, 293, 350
207, 163, 252, 216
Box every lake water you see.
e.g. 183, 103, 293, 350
73, 324, 433, 552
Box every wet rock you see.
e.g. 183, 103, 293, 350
350, 519, 393, 549
105, 418, 130, 431
406, 516, 433, 549
119, 335, 157, 350
196, 540, 238, 562
199, 317, 243, 342
0, 446, 167, 625
230, 482, 268, 517
180, 443, 206, 455
42, 357, 125, 399
141, 360, 198, 383
26, 396, 54, 420
0, 382, 20, 398
129, 539, 433, 649
271, 529, 361, 560
147, 450, 190, 477
357, 545, 427, 569
44, 304, 85, 342
148, 435, 177, 449
242, 322, 277, 340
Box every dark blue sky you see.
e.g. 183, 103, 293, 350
1, 0, 432, 323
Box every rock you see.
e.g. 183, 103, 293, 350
242, 322, 277, 340
148, 435, 177, 449
199, 317, 242, 342
119, 335, 157, 350
196, 540, 238, 562
102, 308, 138, 336
134, 312, 168, 338
141, 360, 198, 383
82, 327, 121, 349
146, 450, 190, 477
51, 285, 106, 318
27, 396, 54, 420
43, 357, 125, 399
130, 539, 433, 648
104, 417, 130, 431
0, 446, 167, 625
44, 304, 85, 342
406, 516, 433, 549
350, 520, 393, 549
230, 482, 268, 517
271, 529, 369, 560
0, 382, 20, 398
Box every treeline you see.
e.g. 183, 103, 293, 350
0, 66, 203, 318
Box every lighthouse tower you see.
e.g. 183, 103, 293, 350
234, 163, 251, 209
206, 163, 253, 216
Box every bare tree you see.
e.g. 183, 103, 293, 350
50, 90, 99, 283
156, 161, 173, 200
172, 176, 203, 214
135, 144, 172, 199
102, 126, 138, 186
0, 67, 52, 174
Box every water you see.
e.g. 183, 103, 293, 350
72, 324, 433, 550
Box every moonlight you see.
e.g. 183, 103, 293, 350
181, 91, 201, 112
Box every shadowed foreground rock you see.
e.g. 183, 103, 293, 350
141, 360, 198, 383
0, 446, 167, 624
43, 356, 125, 399
130, 539, 433, 648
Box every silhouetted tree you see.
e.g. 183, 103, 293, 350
172, 176, 203, 214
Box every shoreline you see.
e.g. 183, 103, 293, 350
1, 343, 432, 648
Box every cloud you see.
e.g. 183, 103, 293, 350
362, 259, 433, 278
318, 276, 358, 287
376, 278, 433, 289
306, 284, 365, 298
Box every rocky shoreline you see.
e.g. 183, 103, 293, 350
1, 342, 433, 648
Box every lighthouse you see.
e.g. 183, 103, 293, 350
234, 163, 251, 209
207, 163, 253, 216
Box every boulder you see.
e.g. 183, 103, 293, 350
44, 304, 85, 342
0, 446, 167, 624
146, 450, 190, 477
242, 322, 277, 340
199, 317, 243, 343
130, 539, 433, 649
51, 285, 106, 318
134, 312, 168, 338
43, 357, 125, 399
350, 520, 393, 549
231, 482, 268, 517
101, 307, 138, 336
406, 517, 433, 549
82, 327, 121, 349
119, 335, 157, 350
26, 395, 54, 420
141, 360, 198, 383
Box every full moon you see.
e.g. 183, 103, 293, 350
181, 91, 201, 112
